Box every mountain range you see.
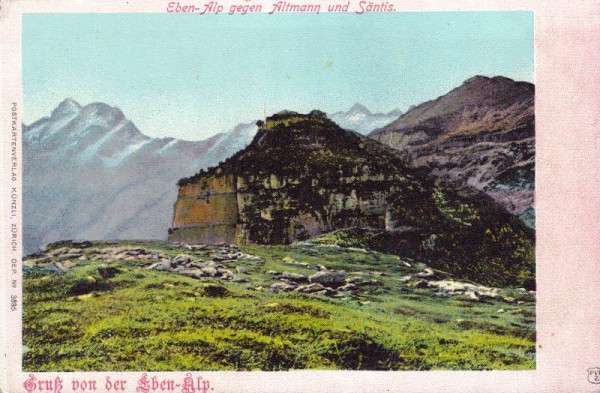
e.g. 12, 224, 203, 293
370, 76, 535, 227
23, 75, 534, 255
22, 99, 257, 254
22, 100, 402, 254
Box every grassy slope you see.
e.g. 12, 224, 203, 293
23, 241, 535, 371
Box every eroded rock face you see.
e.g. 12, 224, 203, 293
169, 111, 422, 245
370, 76, 535, 228
169, 174, 240, 245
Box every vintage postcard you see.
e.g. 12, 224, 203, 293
1, 0, 598, 392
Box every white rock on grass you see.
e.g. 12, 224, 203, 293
270, 282, 297, 293
280, 272, 308, 282
416, 268, 435, 278
308, 271, 346, 285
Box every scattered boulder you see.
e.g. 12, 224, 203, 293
174, 254, 194, 264
201, 267, 218, 277
412, 280, 429, 289
344, 276, 364, 284
308, 271, 346, 287
338, 283, 357, 292
417, 268, 435, 278
179, 269, 205, 279
236, 266, 248, 274
270, 282, 297, 293
190, 245, 208, 251
464, 291, 480, 301
423, 280, 501, 300
239, 254, 265, 263
294, 283, 325, 293
280, 272, 308, 282
153, 261, 172, 271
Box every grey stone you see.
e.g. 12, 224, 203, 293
179, 269, 205, 279
412, 280, 429, 289
280, 272, 308, 282
174, 254, 194, 264
308, 271, 346, 286
338, 283, 357, 292
202, 267, 218, 277
154, 260, 172, 271
294, 283, 325, 293
270, 282, 297, 293
417, 268, 435, 278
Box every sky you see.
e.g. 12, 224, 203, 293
23, 12, 533, 141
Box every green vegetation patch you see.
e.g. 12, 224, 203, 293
23, 241, 535, 371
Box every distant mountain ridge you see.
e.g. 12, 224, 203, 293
23, 99, 257, 254
370, 76, 535, 227
23, 75, 535, 256
329, 104, 402, 135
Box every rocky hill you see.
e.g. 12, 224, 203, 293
170, 110, 534, 287
370, 76, 535, 227
23, 99, 257, 254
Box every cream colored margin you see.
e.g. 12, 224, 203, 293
1, 1, 599, 392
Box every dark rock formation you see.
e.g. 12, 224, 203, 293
169, 110, 534, 287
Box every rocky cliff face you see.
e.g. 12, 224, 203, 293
169, 174, 240, 245
170, 110, 535, 287
370, 76, 535, 227
170, 111, 409, 245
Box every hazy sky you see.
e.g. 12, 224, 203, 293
23, 12, 533, 141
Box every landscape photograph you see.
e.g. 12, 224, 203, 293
21, 11, 535, 371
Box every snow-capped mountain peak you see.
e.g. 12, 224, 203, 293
51, 98, 82, 118
329, 104, 403, 135
346, 103, 372, 116
22, 99, 258, 254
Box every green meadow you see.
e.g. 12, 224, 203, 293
23, 241, 535, 371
